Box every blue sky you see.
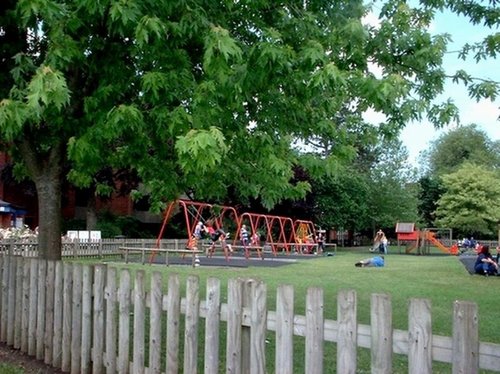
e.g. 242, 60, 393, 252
398, 9, 500, 166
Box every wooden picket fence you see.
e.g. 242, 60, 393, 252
0, 255, 499, 373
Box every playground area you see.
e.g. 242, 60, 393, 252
394, 222, 459, 255
113, 211, 495, 270
147, 199, 330, 264
135, 250, 324, 268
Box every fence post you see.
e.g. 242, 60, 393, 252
13, 257, 23, 349
73, 240, 78, 259
44, 261, 56, 364
408, 298, 432, 374
81, 265, 93, 374
452, 300, 479, 374
251, 280, 267, 374
204, 277, 221, 374
27, 259, 38, 356
225, 278, 242, 374
92, 264, 106, 374
20, 259, 30, 353
305, 287, 323, 374
98, 239, 103, 259
133, 270, 146, 374
105, 267, 118, 374
61, 263, 73, 372
35, 260, 47, 360
0, 256, 3, 336
149, 272, 163, 374
276, 284, 294, 374
241, 278, 255, 373
184, 275, 200, 374
7, 256, 17, 346
71, 263, 83, 374
370, 293, 392, 374
0, 255, 9, 342
337, 289, 357, 374
117, 269, 131, 374
166, 273, 181, 374
52, 261, 63, 369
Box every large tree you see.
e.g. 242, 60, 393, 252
424, 124, 500, 176
1, 0, 499, 259
419, 125, 499, 228
434, 163, 500, 237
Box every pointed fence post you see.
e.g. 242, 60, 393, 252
408, 298, 432, 374
337, 289, 357, 374
452, 300, 479, 374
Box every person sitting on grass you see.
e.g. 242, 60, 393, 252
355, 255, 385, 267
474, 245, 498, 276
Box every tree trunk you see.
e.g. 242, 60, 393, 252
19, 137, 64, 261
86, 193, 98, 230
34, 173, 62, 260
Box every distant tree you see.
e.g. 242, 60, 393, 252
418, 176, 446, 228
424, 124, 500, 176
312, 168, 371, 232
366, 140, 419, 231
311, 139, 419, 234
434, 163, 500, 237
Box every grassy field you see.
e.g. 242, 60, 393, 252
98, 246, 499, 341
79, 246, 499, 373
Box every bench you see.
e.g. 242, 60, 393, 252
224, 245, 264, 259
119, 247, 201, 267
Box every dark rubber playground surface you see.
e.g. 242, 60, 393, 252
134, 251, 332, 268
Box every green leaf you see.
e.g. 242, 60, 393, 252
135, 16, 166, 47
203, 25, 242, 68
26, 65, 70, 115
0, 99, 27, 141
175, 127, 228, 173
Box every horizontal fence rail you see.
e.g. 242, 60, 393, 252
0, 256, 499, 373
0, 238, 184, 258
0, 238, 338, 260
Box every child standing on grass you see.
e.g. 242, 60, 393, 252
373, 230, 388, 254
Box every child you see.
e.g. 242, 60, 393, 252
355, 255, 385, 267
474, 245, 498, 276
240, 224, 249, 252
372, 230, 388, 254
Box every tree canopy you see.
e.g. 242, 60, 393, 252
434, 163, 500, 237
424, 124, 500, 175
1, 0, 499, 258
419, 124, 499, 230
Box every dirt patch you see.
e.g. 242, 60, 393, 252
0, 343, 64, 374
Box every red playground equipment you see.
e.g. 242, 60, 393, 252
234, 212, 296, 258
151, 200, 238, 263
152, 199, 321, 263
395, 222, 458, 255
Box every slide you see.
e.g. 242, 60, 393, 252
425, 231, 455, 254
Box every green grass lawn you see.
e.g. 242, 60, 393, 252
97, 246, 499, 344
0, 363, 22, 374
